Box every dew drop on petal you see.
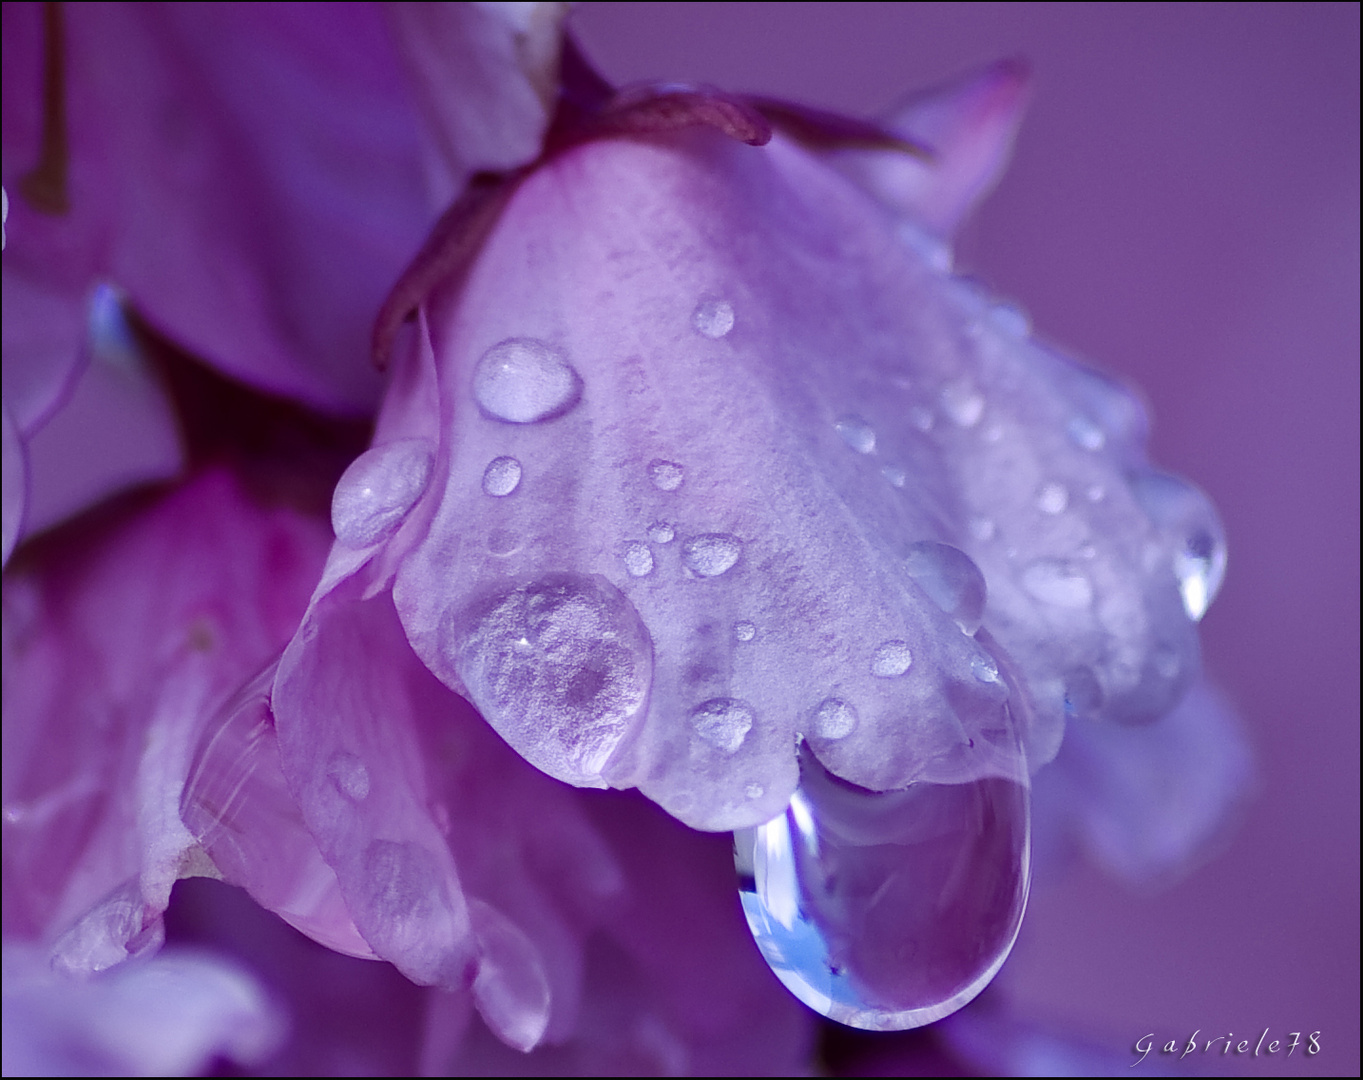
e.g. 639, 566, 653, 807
326, 751, 370, 802
735, 742, 1030, 1030
1036, 482, 1069, 515
733, 620, 756, 642
812, 698, 858, 740
1067, 415, 1106, 451
835, 416, 876, 454
482, 456, 522, 497
682, 533, 743, 577
1129, 472, 1227, 621
692, 298, 735, 339
648, 459, 684, 491
691, 698, 754, 753
871, 641, 913, 677
881, 465, 907, 488
903, 542, 988, 633
450, 574, 653, 786
1086, 483, 1106, 503
647, 521, 675, 544
622, 541, 654, 578
332, 438, 434, 548
971, 656, 1000, 684
940, 381, 984, 428
473, 338, 582, 423
1021, 560, 1093, 609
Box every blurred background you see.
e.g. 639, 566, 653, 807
572, 3, 1359, 1075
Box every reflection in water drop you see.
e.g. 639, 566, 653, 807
692, 298, 735, 339
648, 459, 684, 492
622, 541, 654, 578
331, 439, 434, 548
735, 744, 1030, 1030
473, 339, 582, 423
691, 698, 754, 753
835, 417, 876, 454
482, 456, 522, 497
871, 641, 913, 677
682, 533, 743, 577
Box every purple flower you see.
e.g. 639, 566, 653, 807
3, 5, 1261, 1074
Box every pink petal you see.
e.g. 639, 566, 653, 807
2, 469, 330, 963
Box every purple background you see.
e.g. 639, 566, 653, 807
573, 4, 1359, 1075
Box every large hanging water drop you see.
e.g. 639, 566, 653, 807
735, 742, 1030, 1030
473, 338, 583, 423
331, 439, 434, 548
1129, 471, 1227, 621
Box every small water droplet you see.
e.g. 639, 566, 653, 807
1021, 560, 1093, 609
812, 698, 858, 740
881, 465, 907, 488
746, 782, 765, 800
735, 744, 1030, 1030
648, 459, 684, 491
692, 298, 735, 339
1067, 415, 1106, 451
682, 533, 743, 578
971, 655, 1000, 683
871, 641, 913, 677
910, 406, 935, 433
473, 339, 583, 424
835, 417, 876, 454
941, 381, 984, 428
691, 698, 754, 753
903, 541, 988, 633
622, 541, 654, 578
327, 751, 370, 801
450, 574, 653, 786
332, 439, 435, 548
487, 529, 520, 556
647, 521, 675, 544
1086, 483, 1106, 503
733, 621, 757, 642
1036, 482, 1069, 515
968, 518, 996, 542
482, 456, 522, 497
988, 302, 1031, 337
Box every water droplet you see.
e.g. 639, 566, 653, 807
1067, 415, 1106, 451
968, 518, 996, 542
1086, 483, 1106, 503
473, 338, 583, 423
327, 751, 370, 801
735, 744, 1030, 1030
988, 302, 1031, 337
1021, 560, 1093, 609
682, 533, 743, 577
482, 456, 522, 497
691, 698, 754, 753
622, 541, 654, 578
910, 406, 935, 433
871, 641, 913, 677
450, 574, 653, 786
940, 381, 984, 428
332, 439, 435, 548
733, 621, 756, 642
835, 417, 876, 454
1036, 482, 1069, 515
812, 698, 858, 740
648, 459, 684, 491
971, 656, 1000, 683
692, 298, 735, 339
881, 465, 907, 488
647, 521, 675, 544
1129, 472, 1227, 622
746, 782, 765, 800
903, 541, 988, 633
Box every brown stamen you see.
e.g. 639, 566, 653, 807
20, 2, 71, 215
